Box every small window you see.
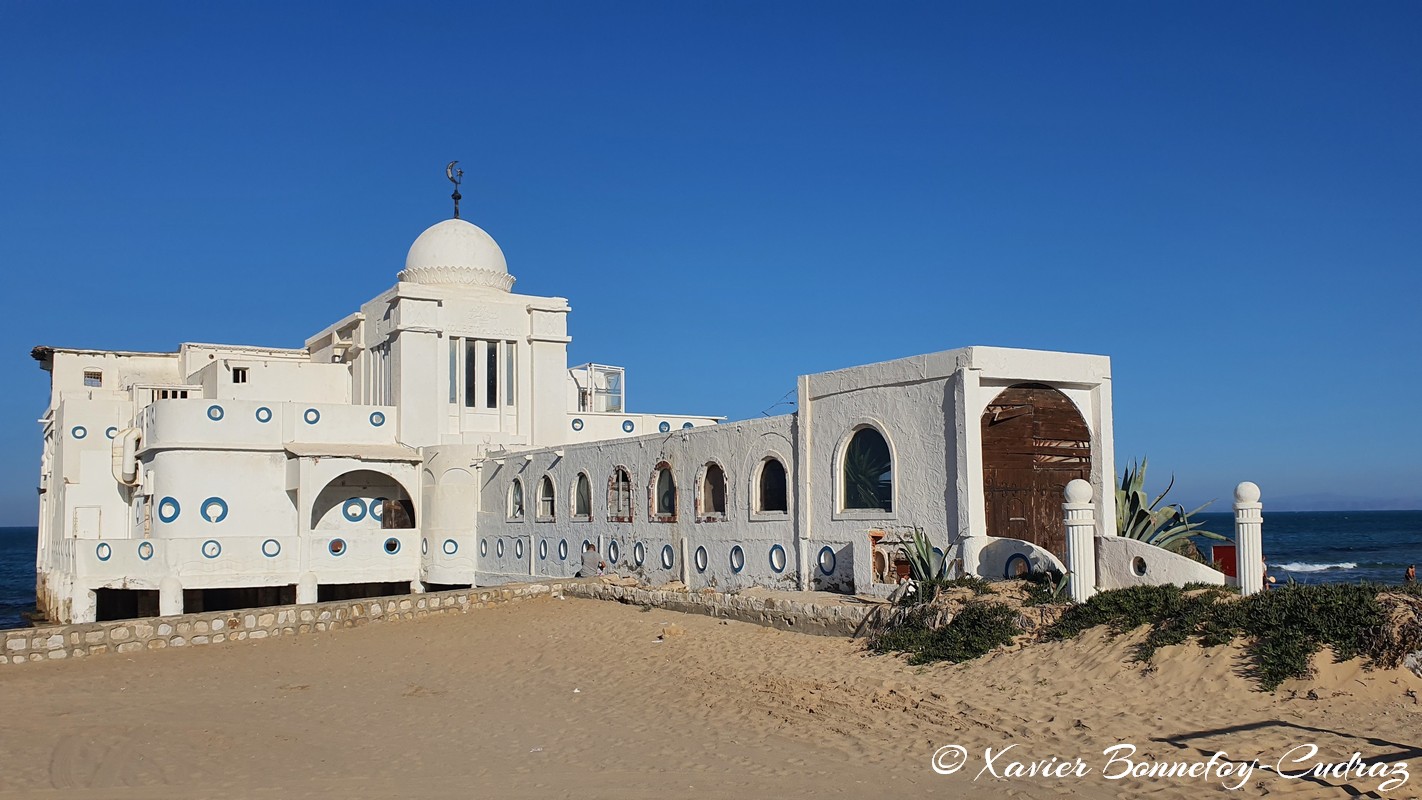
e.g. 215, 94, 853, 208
698, 463, 726, 520
232, 367, 249, 384
651, 463, 677, 522
83, 370, 102, 388
573, 473, 592, 521
508, 478, 525, 519
536, 475, 555, 522
757, 458, 788, 514
843, 426, 893, 512
608, 467, 632, 522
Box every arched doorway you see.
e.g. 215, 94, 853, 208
311, 469, 417, 530
981, 384, 1090, 557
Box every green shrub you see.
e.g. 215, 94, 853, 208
871, 601, 1023, 665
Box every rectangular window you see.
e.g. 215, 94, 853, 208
448, 337, 458, 403
486, 340, 498, 409
83, 370, 102, 388
505, 341, 516, 406
464, 339, 478, 408
232, 367, 248, 384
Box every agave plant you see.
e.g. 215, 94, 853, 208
901, 527, 948, 582
1116, 458, 1226, 553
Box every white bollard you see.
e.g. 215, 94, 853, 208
1234, 482, 1264, 596
159, 576, 184, 616
296, 571, 319, 605
1063, 479, 1096, 603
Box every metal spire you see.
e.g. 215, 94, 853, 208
445, 160, 464, 219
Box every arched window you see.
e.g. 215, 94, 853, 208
756, 458, 788, 514
608, 467, 632, 522
698, 463, 726, 520
508, 478, 525, 519
573, 472, 592, 521
842, 426, 892, 512
536, 475, 555, 522
651, 462, 677, 522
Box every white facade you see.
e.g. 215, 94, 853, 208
32, 209, 1136, 624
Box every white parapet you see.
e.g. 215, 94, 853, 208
1063, 479, 1097, 603
1234, 482, 1264, 596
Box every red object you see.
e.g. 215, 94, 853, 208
1212, 544, 1238, 577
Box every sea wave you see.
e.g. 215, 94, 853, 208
1273, 561, 1358, 573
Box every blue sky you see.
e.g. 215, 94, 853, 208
1, 1, 1419, 525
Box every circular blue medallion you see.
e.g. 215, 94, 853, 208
370, 498, 386, 522
255, 406, 273, 423
71, 426, 87, 440
342, 498, 367, 522
607, 540, 620, 564
383, 537, 401, 555
157, 497, 181, 523
207, 405, 224, 421
621, 420, 635, 433
571, 418, 584, 431
730, 545, 745, 573
443, 539, 458, 555
682, 422, 694, 430
558, 539, 568, 560
658, 421, 671, 433
261, 538, 281, 558
421, 538, 429, 555
539, 539, 548, 560
694, 546, 708, 573
369, 411, 386, 427
303, 408, 321, 425
137, 541, 154, 561
480, 539, 488, 557
95, 542, 112, 561
1004, 553, 1031, 580
515, 539, 525, 559
328, 538, 347, 557
202, 539, 222, 559
496, 538, 505, 558
200, 497, 228, 524
817, 545, 836, 576
661, 544, 675, 569
633, 541, 645, 567
105, 426, 118, 440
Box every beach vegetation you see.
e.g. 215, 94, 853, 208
1116, 458, 1226, 555
869, 600, 1023, 665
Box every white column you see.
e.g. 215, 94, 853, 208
1063, 479, 1096, 603
1235, 482, 1264, 596
296, 571, 319, 605
159, 576, 184, 616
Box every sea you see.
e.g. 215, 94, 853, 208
0, 511, 1419, 629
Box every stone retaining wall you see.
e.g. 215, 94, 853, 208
2, 582, 558, 667
564, 581, 873, 636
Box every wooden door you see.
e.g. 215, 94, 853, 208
981, 384, 1091, 558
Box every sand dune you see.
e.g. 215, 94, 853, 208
0, 596, 1417, 799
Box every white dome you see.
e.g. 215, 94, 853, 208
398, 218, 515, 290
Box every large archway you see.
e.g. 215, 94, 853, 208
980, 383, 1091, 557
311, 469, 417, 530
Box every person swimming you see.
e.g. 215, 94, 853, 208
1406, 564, 1416, 584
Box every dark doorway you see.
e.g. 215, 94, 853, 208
981, 383, 1091, 558
95, 588, 159, 621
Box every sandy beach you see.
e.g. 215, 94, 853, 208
1, 595, 1418, 799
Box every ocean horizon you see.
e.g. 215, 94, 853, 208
3, 510, 1419, 629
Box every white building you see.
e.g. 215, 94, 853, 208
35, 204, 1211, 625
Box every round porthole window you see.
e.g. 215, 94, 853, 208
328, 538, 346, 557
370, 498, 386, 522
539, 539, 549, 560
607, 540, 620, 564
443, 539, 458, 555
658, 421, 671, 433
496, 538, 505, 558
633, 541, 646, 567
1004, 553, 1031, 579
421, 538, 429, 555
137, 541, 154, 561
682, 422, 694, 430
769, 544, 787, 573
157, 497, 181, 523
516, 539, 525, 559
95, 542, 112, 561
383, 537, 401, 555
661, 544, 675, 569
207, 405, 224, 421
558, 539, 569, 560
71, 426, 87, 439
480, 539, 488, 557
621, 419, 635, 433
694, 546, 708, 573
342, 499, 367, 522
817, 546, 836, 576
202, 539, 222, 559
1132, 556, 1148, 576
200, 497, 229, 524
303, 408, 321, 424
729, 545, 745, 573
369, 411, 386, 427
255, 406, 273, 423
571, 418, 584, 431
582, 539, 592, 556
261, 538, 281, 558
105, 426, 118, 439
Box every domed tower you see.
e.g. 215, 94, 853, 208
398, 218, 516, 291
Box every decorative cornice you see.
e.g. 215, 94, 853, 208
396, 265, 516, 291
